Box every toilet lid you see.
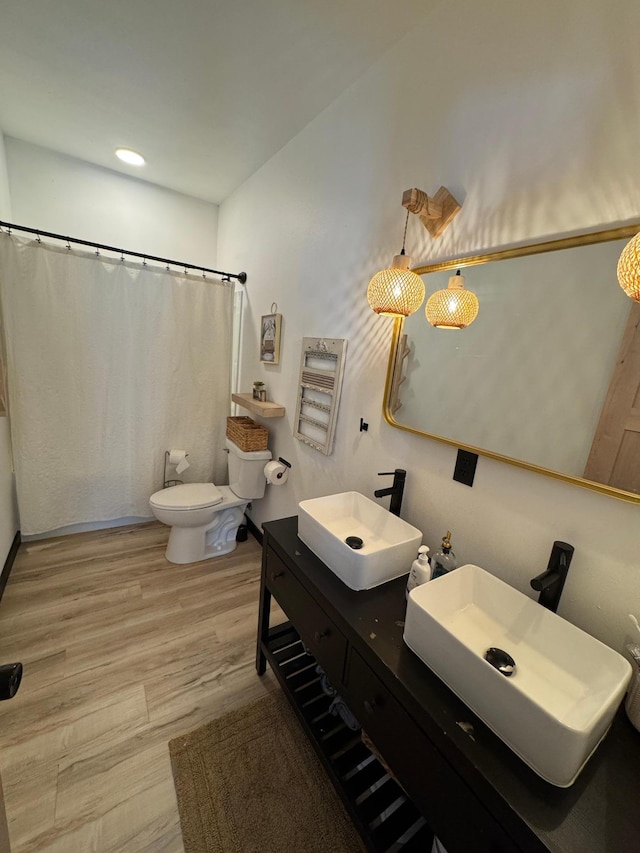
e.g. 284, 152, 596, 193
150, 483, 224, 510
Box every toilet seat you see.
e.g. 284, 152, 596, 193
150, 482, 224, 511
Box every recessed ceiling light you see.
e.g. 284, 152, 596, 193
115, 148, 145, 166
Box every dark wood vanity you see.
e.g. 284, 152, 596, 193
256, 516, 640, 853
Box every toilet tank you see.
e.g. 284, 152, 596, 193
226, 438, 272, 499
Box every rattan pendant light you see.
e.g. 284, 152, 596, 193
425, 270, 479, 329
617, 232, 640, 302
367, 211, 425, 317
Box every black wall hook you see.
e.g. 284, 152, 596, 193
360, 418, 369, 432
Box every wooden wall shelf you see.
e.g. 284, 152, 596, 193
232, 392, 285, 418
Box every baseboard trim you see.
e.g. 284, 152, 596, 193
246, 516, 263, 546
0, 531, 21, 603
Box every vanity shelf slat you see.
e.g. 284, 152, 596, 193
261, 622, 436, 852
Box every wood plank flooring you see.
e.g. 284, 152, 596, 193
0, 522, 281, 852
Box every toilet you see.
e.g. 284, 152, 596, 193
149, 438, 272, 564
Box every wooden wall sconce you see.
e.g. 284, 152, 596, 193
402, 187, 461, 239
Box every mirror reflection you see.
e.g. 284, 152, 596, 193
386, 225, 640, 502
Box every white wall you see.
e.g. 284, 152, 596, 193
218, 0, 640, 654
6, 139, 219, 269
4, 138, 220, 536
0, 131, 19, 566
0, 135, 11, 219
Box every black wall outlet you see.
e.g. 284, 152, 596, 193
453, 449, 478, 487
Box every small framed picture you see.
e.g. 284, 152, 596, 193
260, 313, 282, 364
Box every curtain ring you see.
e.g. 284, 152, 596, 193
66, 238, 71, 250
202, 269, 206, 279
95, 246, 100, 256
142, 257, 147, 266
121, 251, 125, 263
36, 232, 41, 243
184, 266, 188, 276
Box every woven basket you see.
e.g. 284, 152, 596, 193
226, 416, 269, 452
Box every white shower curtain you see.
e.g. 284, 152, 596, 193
0, 233, 234, 535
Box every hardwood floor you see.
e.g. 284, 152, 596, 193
0, 522, 280, 852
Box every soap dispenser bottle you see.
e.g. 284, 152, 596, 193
406, 545, 431, 599
431, 532, 457, 580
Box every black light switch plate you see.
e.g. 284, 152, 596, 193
453, 449, 478, 487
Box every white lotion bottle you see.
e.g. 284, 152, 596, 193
406, 545, 431, 599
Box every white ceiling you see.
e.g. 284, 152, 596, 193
0, 0, 433, 204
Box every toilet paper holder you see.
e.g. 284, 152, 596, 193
164, 450, 189, 488
264, 456, 292, 486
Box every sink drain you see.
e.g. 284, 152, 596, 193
484, 647, 516, 677
345, 536, 364, 550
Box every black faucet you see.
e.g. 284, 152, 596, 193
530, 541, 575, 613
374, 469, 406, 517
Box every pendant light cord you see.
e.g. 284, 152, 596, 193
400, 208, 410, 256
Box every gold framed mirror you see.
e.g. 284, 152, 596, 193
383, 223, 640, 504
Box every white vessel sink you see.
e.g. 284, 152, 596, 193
404, 564, 632, 787
298, 491, 422, 590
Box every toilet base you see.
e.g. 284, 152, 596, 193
165, 499, 247, 565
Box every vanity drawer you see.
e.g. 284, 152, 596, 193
346, 649, 519, 853
265, 547, 347, 687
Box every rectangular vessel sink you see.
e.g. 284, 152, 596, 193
298, 491, 422, 590
404, 564, 632, 787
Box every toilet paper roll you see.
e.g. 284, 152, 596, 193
169, 449, 190, 475
264, 460, 288, 485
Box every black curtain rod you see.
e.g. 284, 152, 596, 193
0, 220, 247, 284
